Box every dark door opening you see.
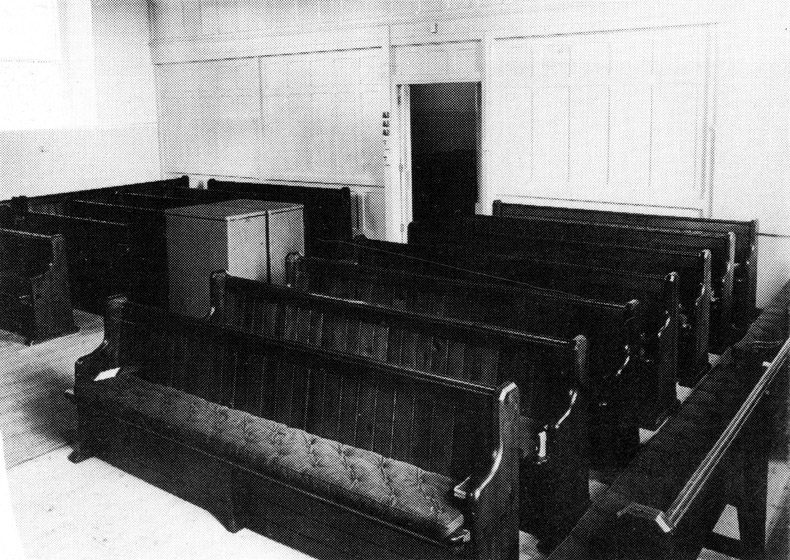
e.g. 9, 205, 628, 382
409, 82, 481, 222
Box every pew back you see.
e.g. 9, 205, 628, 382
209, 271, 584, 447
285, 253, 677, 451
320, 237, 696, 391
5, 176, 189, 214
110, 299, 504, 487
409, 215, 733, 350
18, 211, 131, 313
206, 179, 354, 251
493, 200, 758, 327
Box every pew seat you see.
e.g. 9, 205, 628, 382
80, 371, 466, 541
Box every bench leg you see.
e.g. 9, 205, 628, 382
68, 404, 103, 464
67, 440, 94, 464
219, 504, 243, 534
217, 468, 244, 534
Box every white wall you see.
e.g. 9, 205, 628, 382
148, 0, 789, 303
713, 6, 790, 305
0, 0, 160, 199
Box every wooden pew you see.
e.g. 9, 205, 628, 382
2, 178, 191, 312
335, 236, 708, 386
285, 254, 662, 472
115, 185, 344, 254
493, 200, 758, 332
206, 179, 353, 249
113, 179, 352, 253
317, 237, 687, 416
208, 271, 590, 543
0, 228, 77, 344
3, 176, 189, 214
70, 296, 521, 560
548, 278, 790, 560
12, 209, 132, 314
66, 198, 196, 309
408, 215, 734, 352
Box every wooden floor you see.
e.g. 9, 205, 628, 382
0, 310, 103, 469
0, 314, 788, 560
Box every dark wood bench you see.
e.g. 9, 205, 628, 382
11, 209, 132, 314
2, 178, 190, 312
206, 179, 354, 252
485, 251, 700, 386
285, 254, 664, 473
3, 176, 189, 215
314, 238, 684, 425
108, 179, 352, 254
0, 228, 77, 344
69, 296, 521, 560
208, 271, 590, 543
66, 198, 196, 309
548, 278, 790, 560
409, 215, 734, 352
493, 200, 758, 332
337, 236, 708, 387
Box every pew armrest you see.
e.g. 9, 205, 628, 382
454, 476, 472, 500
74, 340, 115, 383
468, 382, 520, 560
75, 295, 126, 383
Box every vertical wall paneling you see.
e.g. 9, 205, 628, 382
478, 31, 495, 213
158, 58, 262, 178
148, 2, 788, 299
259, 49, 385, 185
490, 25, 712, 211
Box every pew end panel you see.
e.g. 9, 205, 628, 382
0, 228, 78, 344
639, 272, 681, 429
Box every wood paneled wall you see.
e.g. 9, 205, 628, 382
148, 0, 517, 41
491, 26, 711, 211
149, 1, 789, 303
157, 49, 385, 184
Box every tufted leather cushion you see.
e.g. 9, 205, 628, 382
79, 371, 465, 541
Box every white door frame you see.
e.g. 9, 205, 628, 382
391, 79, 483, 242
398, 84, 413, 237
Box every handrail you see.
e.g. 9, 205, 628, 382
663, 335, 790, 530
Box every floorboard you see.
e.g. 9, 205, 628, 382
0, 310, 103, 469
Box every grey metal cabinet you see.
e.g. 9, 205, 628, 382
166, 199, 304, 317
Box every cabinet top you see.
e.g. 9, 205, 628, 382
164, 199, 304, 221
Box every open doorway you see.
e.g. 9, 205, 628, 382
405, 82, 481, 223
